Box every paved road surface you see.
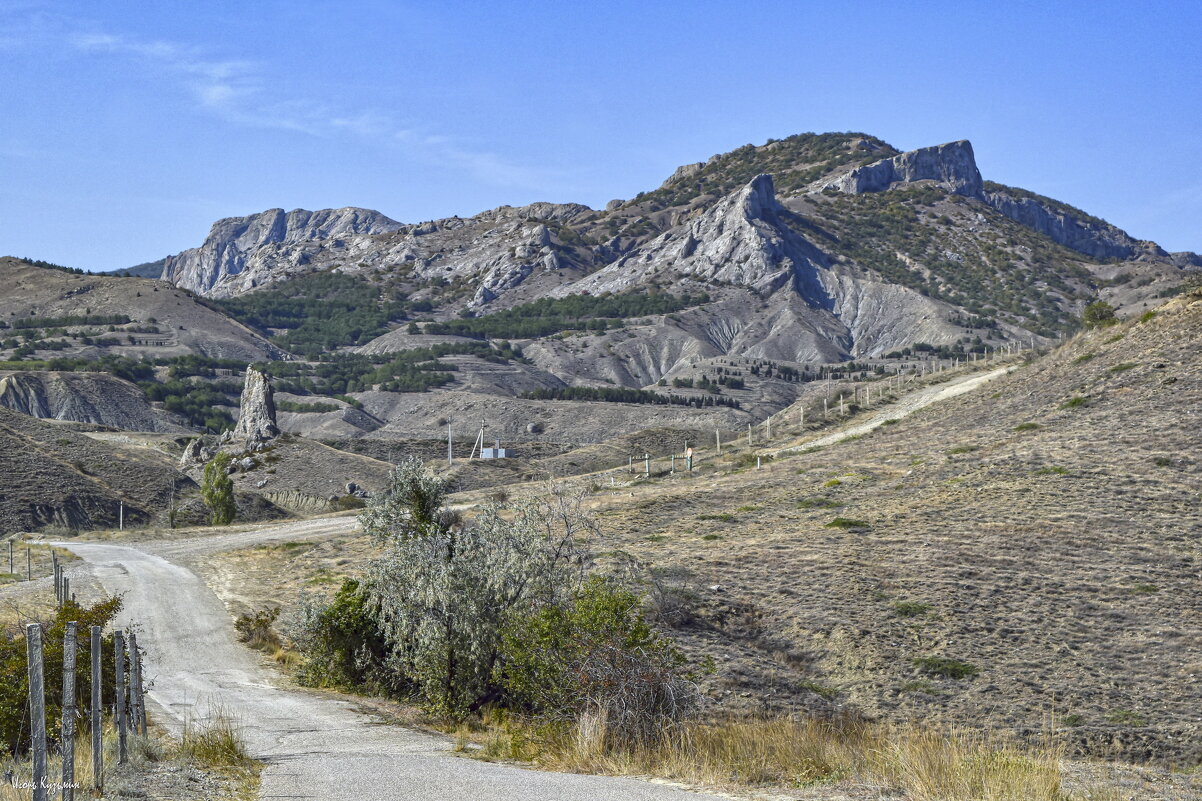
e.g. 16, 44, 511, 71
59, 534, 727, 801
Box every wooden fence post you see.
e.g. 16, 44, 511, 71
63, 622, 77, 801
90, 626, 102, 794
26, 623, 48, 801
114, 631, 128, 764
128, 632, 145, 736
27, 546, 31, 580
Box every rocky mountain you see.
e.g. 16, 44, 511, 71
154, 136, 1196, 340
161, 207, 403, 296
103, 132, 1193, 448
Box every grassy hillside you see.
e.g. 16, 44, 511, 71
560, 287, 1202, 764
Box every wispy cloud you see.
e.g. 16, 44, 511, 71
66, 27, 547, 188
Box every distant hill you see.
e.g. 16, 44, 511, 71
7, 134, 1201, 453
0, 256, 282, 362
108, 258, 166, 279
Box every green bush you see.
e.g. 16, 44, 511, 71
1082, 300, 1118, 328
912, 656, 979, 679
201, 452, 236, 526
293, 579, 399, 696
498, 576, 694, 746
893, 601, 931, 618
825, 517, 869, 529
0, 597, 122, 755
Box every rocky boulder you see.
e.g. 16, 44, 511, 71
232, 367, 279, 444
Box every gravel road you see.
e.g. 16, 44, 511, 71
57, 531, 728, 800
773, 366, 1012, 455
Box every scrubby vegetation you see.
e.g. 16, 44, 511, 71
423, 291, 709, 340
521, 385, 740, 409
292, 460, 697, 743
805, 187, 1091, 336
257, 340, 524, 395
216, 272, 409, 356
0, 597, 121, 755
623, 132, 899, 210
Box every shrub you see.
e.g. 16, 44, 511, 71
358, 460, 594, 718
893, 601, 931, 618
201, 452, 236, 525
912, 656, 979, 679
1013, 422, 1041, 432
292, 578, 398, 695
1061, 396, 1088, 408
1082, 300, 1118, 328
498, 576, 696, 748
0, 597, 122, 755
234, 607, 281, 651
825, 517, 869, 529
331, 495, 367, 511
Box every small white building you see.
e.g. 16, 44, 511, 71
481, 447, 512, 459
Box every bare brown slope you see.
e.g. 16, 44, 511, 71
0, 257, 281, 361
0, 408, 193, 533
577, 289, 1201, 764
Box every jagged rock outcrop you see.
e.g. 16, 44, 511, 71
178, 435, 216, 469
232, 367, 279, 444
0, 372, 187, 432
162, 207, 403, 296
560, 174, 965, 365
817, 140, 1181, 264
823, 140, 983, 196
576, 174, 828, 297
980, 187, 1142, 261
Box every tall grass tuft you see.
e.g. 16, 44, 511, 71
476, 714, 1069, 801
178, 712, 252, 768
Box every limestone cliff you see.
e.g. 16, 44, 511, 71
822, 140, 983, 196
162, 207, 403, 296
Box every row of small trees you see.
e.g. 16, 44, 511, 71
291, 460, 697, 747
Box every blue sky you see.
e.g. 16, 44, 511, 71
2, 1, 1199, 271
